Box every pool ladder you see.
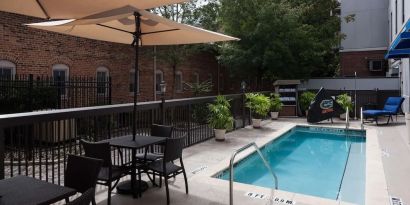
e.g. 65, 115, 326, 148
345, 107, 350, 130
229, 142, 278, 205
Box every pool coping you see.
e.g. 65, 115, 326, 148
191, 122, 389, 205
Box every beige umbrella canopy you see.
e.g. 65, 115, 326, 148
26, 7, 238, 140
26, 6, 238, 45
0, 0, 187, 19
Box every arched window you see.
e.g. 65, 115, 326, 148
52, 64, 69, 96
175, 71, 183, 92
96, 66, 109, 95
155, 70, 164, 93
0, 60, 16, 80
193, 72, 199, 84
129, 69, 140, 93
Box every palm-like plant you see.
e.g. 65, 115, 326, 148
336, 93, 353, 113
245, 93, 271, 118
208, 95, 234, 130
269, 93, 283, 112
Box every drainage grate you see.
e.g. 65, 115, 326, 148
390, 196, 404, 205
191, 165, 207, 174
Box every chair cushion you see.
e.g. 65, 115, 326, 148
146, 160, 182, 175
363, 110, 392, 116
136, 153, 163, 162
97, 165, 134, 181
383, 97, 404, 113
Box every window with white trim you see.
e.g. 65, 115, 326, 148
96, 66, 109, 95
155, 70, 164, 93
175, 71, 183, 92
0, 60, 16, 80
52, 64, 69, 96
367, 60, 387, 72
129, 69, 139, 93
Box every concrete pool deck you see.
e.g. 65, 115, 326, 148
92, 116, 409, 205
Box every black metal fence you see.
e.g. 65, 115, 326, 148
0, 74, 112, 114
0, 92, 260, 183
302, 89, 401, 116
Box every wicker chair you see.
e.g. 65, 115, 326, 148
66, 188, 95, 205
64, 155, 103, 205
136, 124, 173, 162
80, 140, 139, 205
146, 137, 188, 205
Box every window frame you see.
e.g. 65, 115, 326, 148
96, 66, 109, 95
175, 71, 183, 92
52, 64, 69, 97
193, 72, 200, 84
155, 70, 164, 94
0, 60, 16, 80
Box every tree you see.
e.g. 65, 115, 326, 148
218, 0, 346, 87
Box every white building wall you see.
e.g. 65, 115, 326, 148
341, 0, 388, 51
389, 0, 410, 112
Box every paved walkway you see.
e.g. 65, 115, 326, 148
91, 116, 409, 205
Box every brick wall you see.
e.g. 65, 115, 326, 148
0, 11, 228, 104
340, 50, 387, 77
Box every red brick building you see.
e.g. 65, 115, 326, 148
0, 11, 236, 104
340, 50, 388, 77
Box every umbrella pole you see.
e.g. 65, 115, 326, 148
132, 12, 141, 141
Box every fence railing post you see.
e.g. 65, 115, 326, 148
161, 95, 165, 125
108, 77, 112, 105
0, 126, 5, 179
28, 74, 34, 112
187, 104, 192, 145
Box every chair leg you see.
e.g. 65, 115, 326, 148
138, 169, 142, 198
182, 168, 188, 194
164, 175, 170, 205
107, 183, 112, 205
159, 173, 162, 188
65, 198, 69, 203
92, 197, 97, 205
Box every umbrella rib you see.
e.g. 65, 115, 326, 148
141, 29, 180, 35
36, 0, 50, 19
96, 23, 134, 35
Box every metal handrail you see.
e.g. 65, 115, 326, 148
360, 107, 364, 130
229, 142, 278, 205
345, 107, 350, 130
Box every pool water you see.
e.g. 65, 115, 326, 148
216, 126, 366, 205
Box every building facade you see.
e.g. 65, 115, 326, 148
0, 11, 236, 105
389, 0, 410, 112
340, 0, 390, 77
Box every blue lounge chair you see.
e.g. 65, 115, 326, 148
363, 97, 405, 125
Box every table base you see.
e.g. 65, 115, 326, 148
116, 180, 149, 195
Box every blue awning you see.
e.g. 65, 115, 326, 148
386, 19, 410, 59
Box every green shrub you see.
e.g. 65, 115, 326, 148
300, 91, 316, 112
245, 93, 271, 118
208, 95, 234, 130
336, 93, 353, 113
269, 93, 283, 112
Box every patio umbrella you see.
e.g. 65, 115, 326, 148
26, 7, 239, 140
0, 0, 188, 19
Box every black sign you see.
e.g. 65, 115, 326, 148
307, 88, 344, 123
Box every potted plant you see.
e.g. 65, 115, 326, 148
208, 95, 234, 141
300, 91, 315, 116
269, 93, 283, 120
245, 93, 271, 128
336, 93, 353, 119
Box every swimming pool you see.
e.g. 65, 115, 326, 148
216, 126, 366, 205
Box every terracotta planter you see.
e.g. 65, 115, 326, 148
270, 112, 279, 120
214, 129, 226, 141
252, 118, 262, 128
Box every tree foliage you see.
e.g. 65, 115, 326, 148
218, 0, 345, 85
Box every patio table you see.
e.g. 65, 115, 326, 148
0, 175, 76, 205
101, 135, 166, 197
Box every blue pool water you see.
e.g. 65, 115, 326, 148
217, 126, 366, 205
